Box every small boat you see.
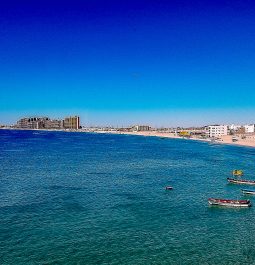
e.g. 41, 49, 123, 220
241, 189, 255, 195
208, 198, 251, 207
232, 170, 243, 176
227, 178, 255, 185
165, 186, 173, 190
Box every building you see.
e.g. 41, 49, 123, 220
205, 125, 228, 138
16, 116, 80, 130
64, 116, 80, 130
17, 117, 50, 129
178, 131, 191, 137
132, 125, 150, 132
17, 118, 29, 129
244, 124, 255, 134
45, 119, 62, 129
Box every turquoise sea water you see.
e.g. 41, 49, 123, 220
1, 130, 255, 264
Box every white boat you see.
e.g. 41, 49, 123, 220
208, 198, 251, 207
227, 178, 255, 185
241, 189, 255, 195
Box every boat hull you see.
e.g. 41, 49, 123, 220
227, 178, 255, 185
241, 189, 255, 195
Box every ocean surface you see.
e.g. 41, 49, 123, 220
1, 129, 255, 265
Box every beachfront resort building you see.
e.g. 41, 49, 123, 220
205, 125, 228, 138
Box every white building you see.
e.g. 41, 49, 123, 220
206, 125, 228, 138
244, 124, 255, 133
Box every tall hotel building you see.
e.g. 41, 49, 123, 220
64, 116, 80, 130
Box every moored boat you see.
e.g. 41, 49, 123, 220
241, 189, 255, 195
227, 178, 255, 185
208, 198, 251, 207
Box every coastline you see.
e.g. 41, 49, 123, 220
94, 130, 255, 148
2, 127, 255, 148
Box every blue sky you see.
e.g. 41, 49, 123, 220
1, 0, 255, 126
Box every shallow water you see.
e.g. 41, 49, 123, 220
1, 129, 255, 264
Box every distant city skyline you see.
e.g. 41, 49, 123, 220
2, 108, 255, 128
1, 1, 255, 126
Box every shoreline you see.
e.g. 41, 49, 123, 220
92, 130, 255, 148
2, 127, 255, 149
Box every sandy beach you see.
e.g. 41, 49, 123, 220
95, 130, 255, 148
215, 134, 255, 148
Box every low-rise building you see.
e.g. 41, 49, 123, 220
132, 125, 151, 132
205, 125, 228, 138
178, 131, 191, 137
244, 124, 255, 134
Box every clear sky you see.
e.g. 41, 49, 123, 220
1, 0, 255, 126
